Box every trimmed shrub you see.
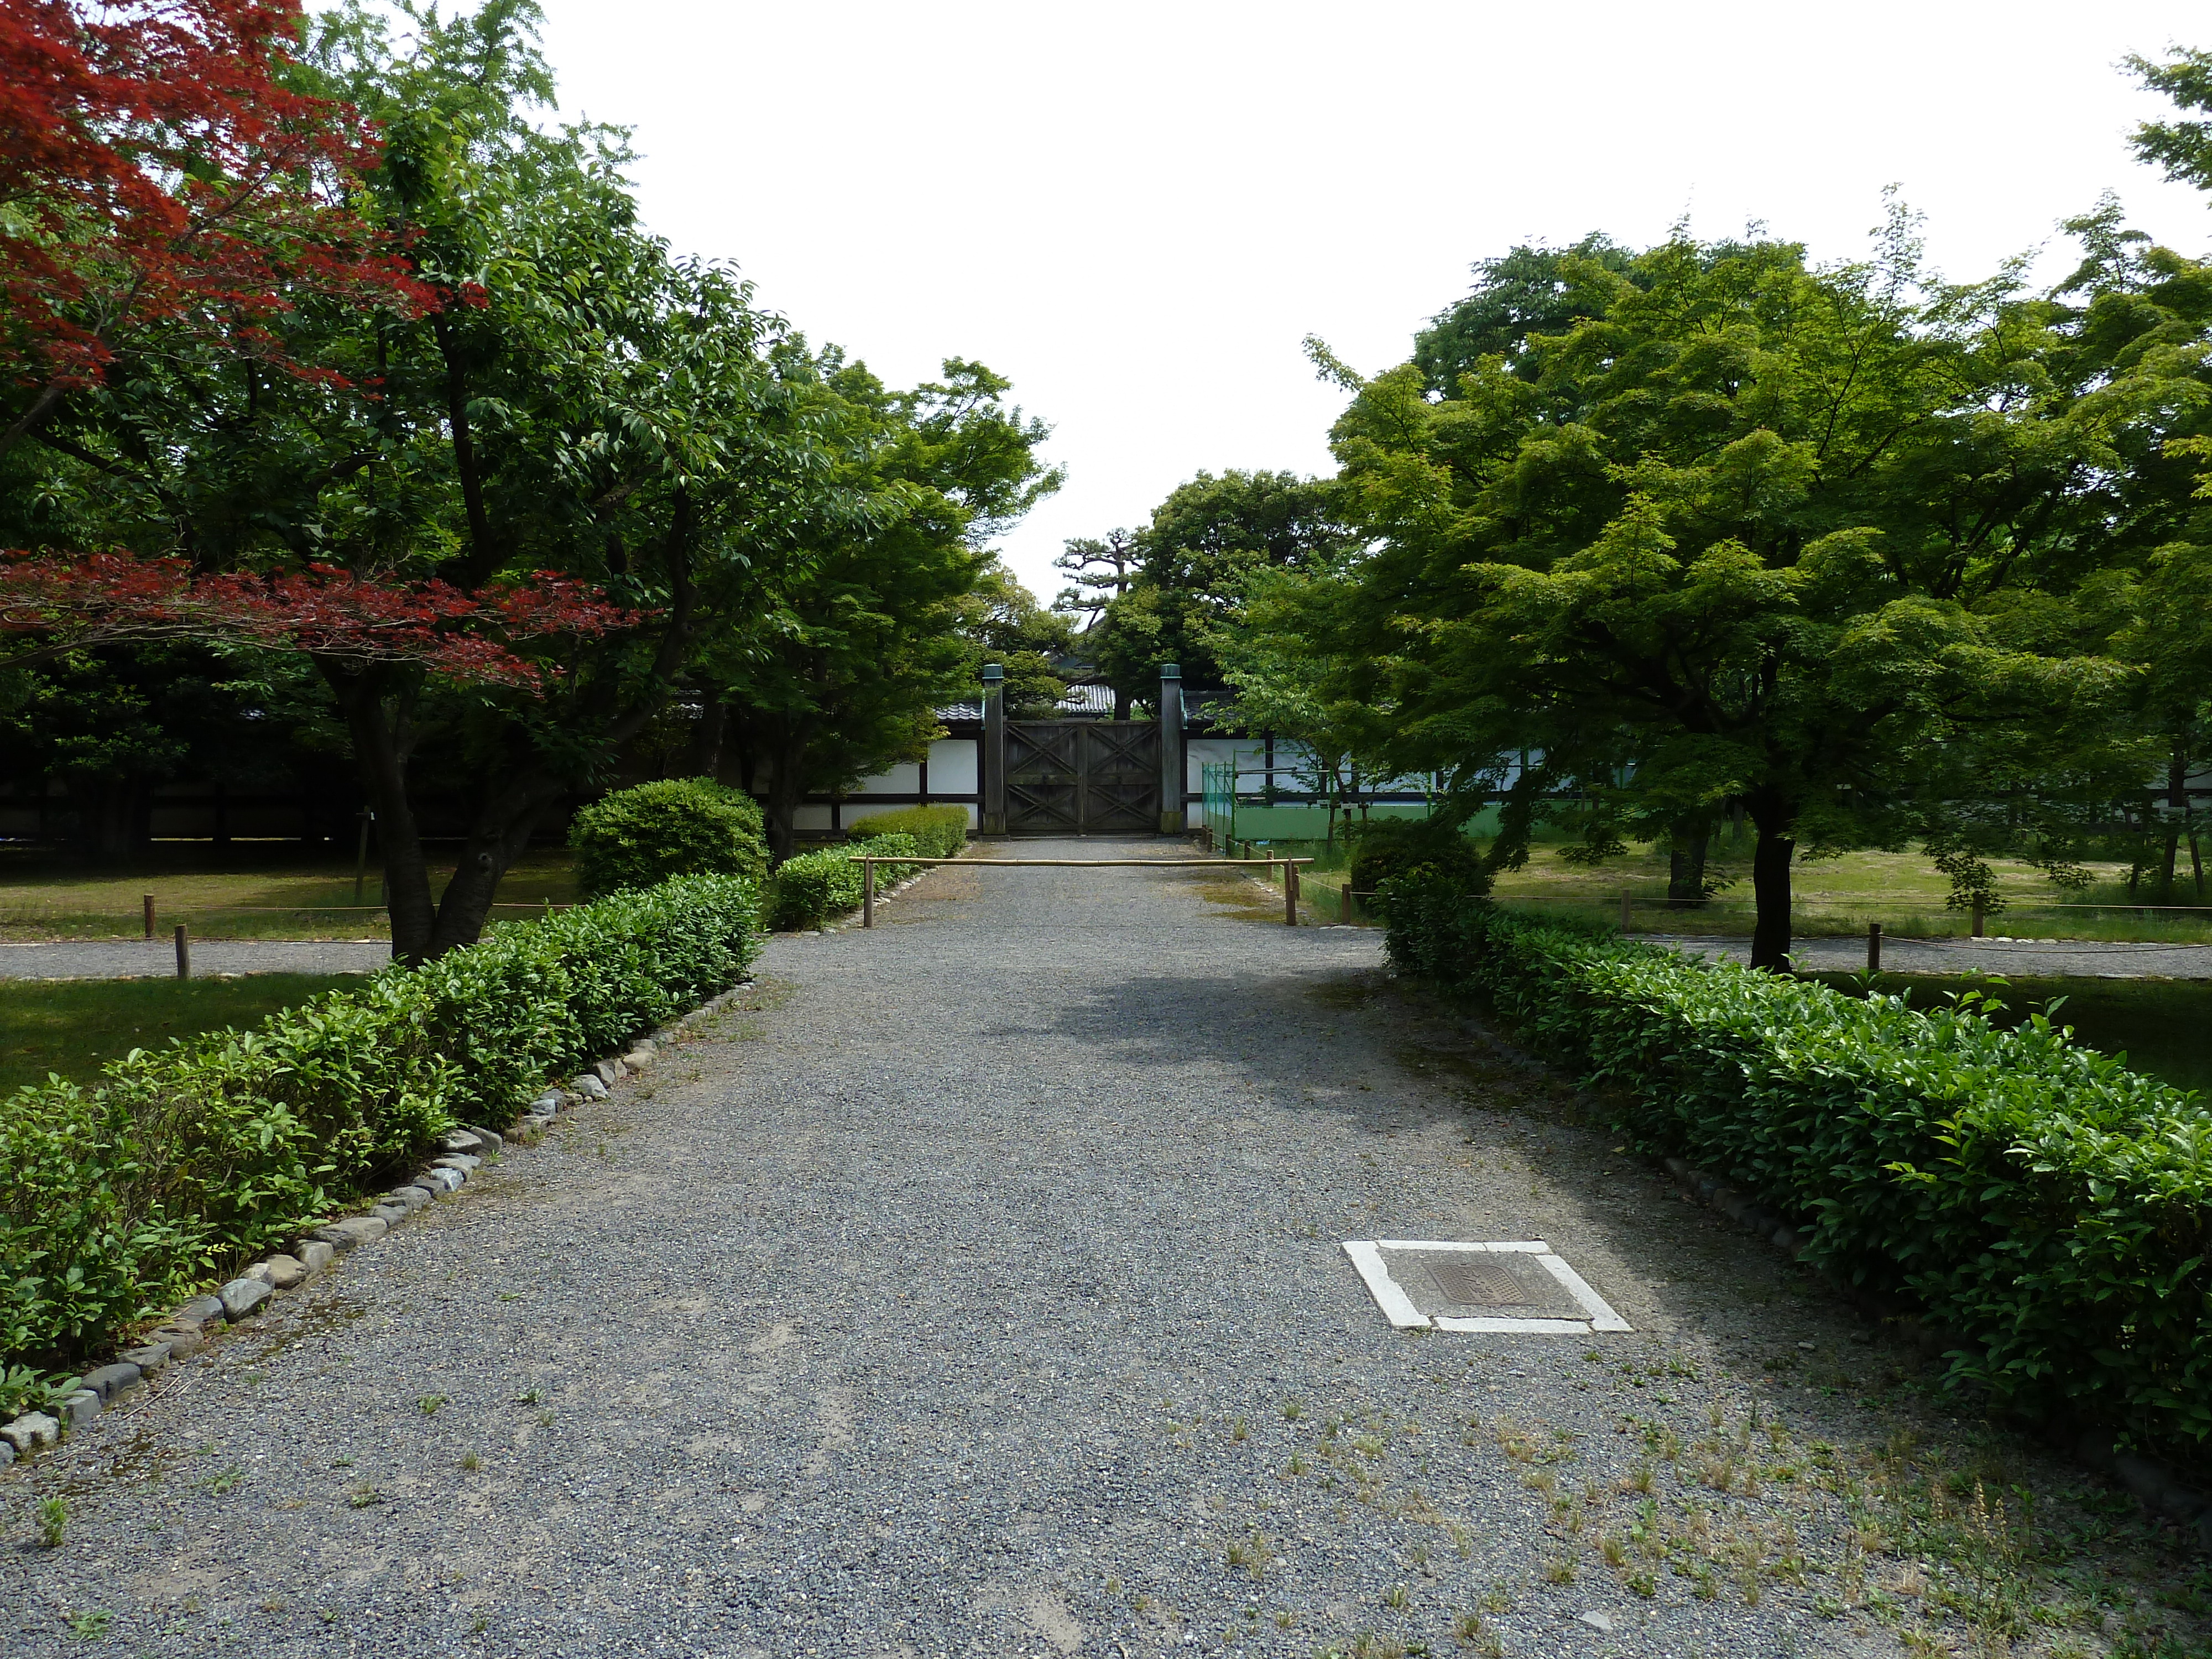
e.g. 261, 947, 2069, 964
1345, 816, 1490, 913
846, 804, 969, 859
765, 833, 926, 931
0, 875, 758, 1369
570, 778, 768, 898
1382, 877, 2212, 1468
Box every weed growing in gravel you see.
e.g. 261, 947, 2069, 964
37, 1495, 65, 1547
416, 1395, 446, 1417
345, 1484, 381, 1509
200, 1464, 242, 1494
64, 1609, 109, 1637
1452, 1611, 1501, 1656
459, 1452, 481, 1471
1225, 1531, 1274, 1580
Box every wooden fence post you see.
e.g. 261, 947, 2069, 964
1866, 921, 1882, 973
1284, 860, 1297, 927
142, 894, 154, 940
174, 923, 191, 981
863, 859, 875, 928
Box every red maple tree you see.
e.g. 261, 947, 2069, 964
0, 0, 432, 454
0, 552, 638, 687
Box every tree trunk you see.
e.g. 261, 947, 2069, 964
325, 665, 440, 964
2160, 755, 2188, 902
685, 695, 729, 780
0, 382, 67, 462
763, 736, 807, 863
426, 771, 565, 957
1747, 802, 1796, 972
1666, 826, 1709, 909
1113, 687, 1130, 721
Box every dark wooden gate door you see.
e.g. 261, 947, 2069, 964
1004, 721, 1160, 834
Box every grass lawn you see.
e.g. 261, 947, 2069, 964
1810, 971, 2212, 1095
1238, 833, 2212, 944
1249, 851, 2212, 1091
0, 973, 366, 1092
0, 847, 580, 941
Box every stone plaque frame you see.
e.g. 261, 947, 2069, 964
1341, 1239, 1630, 1334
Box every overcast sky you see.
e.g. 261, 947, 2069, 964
521, 1, 2212, 602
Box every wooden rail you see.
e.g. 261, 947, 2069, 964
849, 854, 1313, 927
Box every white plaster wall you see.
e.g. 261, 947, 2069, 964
852, 760, 920, 795
927, 737, 979, 795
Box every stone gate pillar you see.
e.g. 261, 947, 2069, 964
1158, 662, 1185, 834
980, 662, 1006, 835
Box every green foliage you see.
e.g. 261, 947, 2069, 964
845, 805, 969, 859
1310, 213, 2203, 964
0, 974, 363, 1093
569, 778, 768, 897
1344, 817, 1491, 911
956, 564, 1073, 718
1074, 470, 1352, 708
2131, 45, 2212, 191
1411, 232, 1640, 393
0, 875, 757, 1369
1384, 877, 2212, 1470
764, 834, 926, 931
721, 357, 1061, 860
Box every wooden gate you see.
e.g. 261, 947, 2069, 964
1004, 721, 1160, 834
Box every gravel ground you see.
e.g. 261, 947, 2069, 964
0, 838, 2199, 1658
1636, 931, 2212, 979
0, 939, 390, 979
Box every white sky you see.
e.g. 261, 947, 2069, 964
525, 0, 2212, 603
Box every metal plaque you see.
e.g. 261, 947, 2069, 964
1391, 1248, 1587, 1321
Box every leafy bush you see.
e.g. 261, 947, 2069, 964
1383, 876, 2212, 1469
846, 804, 969, 859
570, 778, 768, 897
0, 875, 757, 1370
1345, 816, 1490, 912
766, 833, 927, 930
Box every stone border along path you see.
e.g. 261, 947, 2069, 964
1, 837, 2204, 1658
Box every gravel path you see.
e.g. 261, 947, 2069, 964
0, 839, 2194, 1657
0, 939, 390, 979
1637, 931, 2212, 979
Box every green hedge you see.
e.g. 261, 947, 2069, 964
570, 778, 769, 897
846, 804, 969, 859
1383, 877, 2212, 1467
0, 875, 758, 1370
766, 833, 927, 930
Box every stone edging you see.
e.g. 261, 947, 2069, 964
0, 978, 756, 1473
